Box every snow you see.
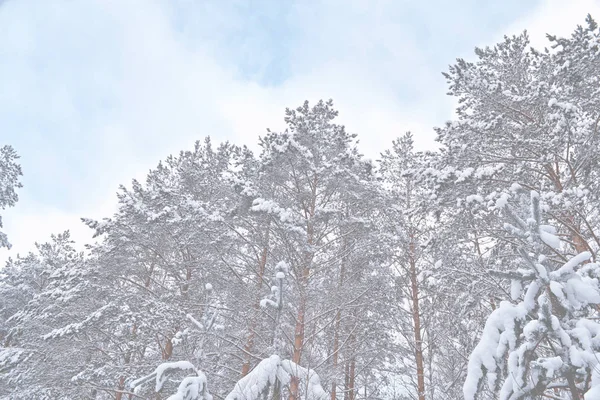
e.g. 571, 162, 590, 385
130, 361, 212, 400
510, 279, 522, 301
260, 298, 276, 308
539, 230, 561, 249
166, 373, 212, 400
464, 192, 600, 399
466, 194, 484, 204
155, 361, 196, 392
463, 301, 528, 400
225, 355, 327, 400
0, 347, 23, 369
495, 193, 510, 209
186, 313, 204, 330
566, 275, 600, 305
250, 198, 296, 223
455, 167, 474, 182
551, 251, 592, 278
509, 183, 522, 192
43, 303, 113, 340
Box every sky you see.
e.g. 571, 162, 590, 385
1, 0, 599, 264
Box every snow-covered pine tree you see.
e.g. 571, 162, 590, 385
225, 145, 284, 377
253, 100, 386, 399
465, 191, 600, 400
129, 284, 218, 400
425, 15, 600, 263
0, 232, 96, 399
78, 138, 241, 398
418, 17, 600, 397
226, 264, 328, 400
379, 133, 448, 400
0, 145, 22, 249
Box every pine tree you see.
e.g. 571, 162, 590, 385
0, 145, 22, 249
0, 232, 94, 399
254, 100, 384, 399
379, 133, 452, 400
78, 138, 241, 398
419, 16, 600, 398
465, 191, 600, 399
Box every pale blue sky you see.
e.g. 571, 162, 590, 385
1, 0, 598, 263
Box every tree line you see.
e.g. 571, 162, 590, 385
1, 15, 600, 400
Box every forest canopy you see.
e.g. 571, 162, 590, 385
1, 14, 600, 400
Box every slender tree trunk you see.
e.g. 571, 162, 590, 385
545, 163, 590, 254
117, 262, 153, 399
242, 224, 270, 376
331, 309, 342, 400
162, 336, 174, 360
272, 379, 282, 400
543, 166, 586, 396
348, 357, 356, 400
118, 324, 139, 400
566, 370, 581, 400
289, 176, 317, 400
161, 327, 178, 360
474, 237, 496, 311
331, 233, 348, 400
409, 237, 426, 400
289, 235, 313, 399
344, 362, 350, 400
566, 214, 589, 253
115, 376, 125, 400
144, 261, 155, 289
289, 276, 308, 400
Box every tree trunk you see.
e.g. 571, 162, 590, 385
544, 163, 590, 254
144, 261, 155, 289
161, 328, 177, 360
289, 176, 317, 400
566, 370, 581, 400
347, 356, 356, 400
242, 225, 270, 376
343, 361, 350, 400
409, 238, 426, 400
289, 279, 308, 400
330, 309, 342, 400
115, 376, 125, 400
162, 338, 173, 360
331, 233, 348, 400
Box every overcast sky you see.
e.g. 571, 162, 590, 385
1, 0, 599, 264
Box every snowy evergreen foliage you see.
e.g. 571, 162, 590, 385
131, 361, 212, 400
0, 145, 22, 249
226, 268, 327, 400
226, 355, 327, 400
1, 15, 600, 400
465, 192, 600, 400
129, 284, 219, 399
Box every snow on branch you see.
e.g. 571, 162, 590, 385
464, 191, 600, 400
130, 361, 212, 400
225, 355, 327, 400
167, 374, 212, 400
42, 303, 114, 340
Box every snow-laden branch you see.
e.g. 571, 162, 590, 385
225, 355, 327, 400
464, 192, 600, 400
130, 361, 212, 400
